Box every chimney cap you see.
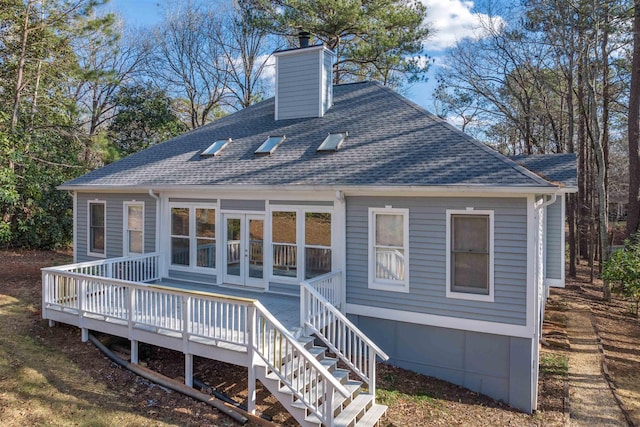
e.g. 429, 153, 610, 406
298, 31, 311, 48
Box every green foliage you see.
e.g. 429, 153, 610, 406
108, 83, 187, 156
603, 234, 640, 316
242, 0, 430, 88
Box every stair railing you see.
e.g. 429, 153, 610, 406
252, 301, 349, 425
301, 274, 390, 399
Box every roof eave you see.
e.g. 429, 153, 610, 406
58, 183, 562, 195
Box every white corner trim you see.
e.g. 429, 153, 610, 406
346, 303, 534, 338
72, 191, 77, 263
87, 199, 107, 258
445, 209, 494, 302
368, 207, 410, 293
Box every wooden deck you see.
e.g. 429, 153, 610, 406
159, 279, 302, 335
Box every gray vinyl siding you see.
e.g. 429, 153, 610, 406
220, 199, 265, 211
167, 269, 215, 284
76, 192, 157, 262
349, 315, 534, 413
545, 199, 562, 280
346, 196, 528, 325
277, 51, 321, 119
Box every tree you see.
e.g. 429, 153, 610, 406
242, 0, 430, 88
146, 2, 229, 129
108, 83, 186, 156
629, 0, 640, 237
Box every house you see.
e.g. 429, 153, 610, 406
42, 38, 577, 424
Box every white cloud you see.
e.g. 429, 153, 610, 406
421, 0, 504, 51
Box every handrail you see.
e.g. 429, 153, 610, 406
49, 252, 161, 272
252, 300, 349, 424
301, 276, 389, 399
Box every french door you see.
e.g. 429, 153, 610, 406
223, 214, 264, 287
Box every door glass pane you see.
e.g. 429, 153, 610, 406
249, 219, 263, 279
226, 218, 241, 277
375, 214, 403, 247
171, 208, 189, 236
171, 237, 189, 265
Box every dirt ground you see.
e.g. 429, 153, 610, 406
2, 250, 634, 426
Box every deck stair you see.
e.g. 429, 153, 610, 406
255, 335, 387, 427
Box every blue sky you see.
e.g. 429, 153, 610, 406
105, 0, 497, 111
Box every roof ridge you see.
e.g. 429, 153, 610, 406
368, 82, 556, 188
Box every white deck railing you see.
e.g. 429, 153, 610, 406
42, 255, 349, 426
301, 272, 389, 398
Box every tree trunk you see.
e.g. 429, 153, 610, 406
11, 1, 33, 133
628, 1, 640, 237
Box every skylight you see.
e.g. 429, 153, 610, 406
255, 136, 285, 155
317, 132, 347, 152
201, 139, 231, 156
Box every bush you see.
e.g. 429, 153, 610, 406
603, 233, 640, 316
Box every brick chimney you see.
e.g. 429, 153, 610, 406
273, 33, 335, 120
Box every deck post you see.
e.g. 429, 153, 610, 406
247, 305, 257, 414
369, 350, 376, 403
185, 353, 193, 387
81, 328, 88, 342
131, 340, 139, 364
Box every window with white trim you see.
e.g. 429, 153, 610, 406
170, 205, 216, 269
124, 202, 144, 255
269, 208, 333, 281
368, 207, 409, 292
446, 209, 494, 302
88, 201, 106, 257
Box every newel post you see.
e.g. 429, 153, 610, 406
247, 304, 257, 414
369, 350, 377, 403
300, 282, 307, 333
79, 278, 88, 342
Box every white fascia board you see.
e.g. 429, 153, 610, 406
346, 303, 534, 339
59, 184, 561, 196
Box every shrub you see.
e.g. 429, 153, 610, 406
603, 233, 640, 317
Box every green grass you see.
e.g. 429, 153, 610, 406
539, 352, 569, 376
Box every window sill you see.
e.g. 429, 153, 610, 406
87, 251, 107, 259
368, 281, 410, 293
446, 289, 494, 302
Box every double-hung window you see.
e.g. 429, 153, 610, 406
170, 205, 216, 269
304, 212, 332, 279
272, 211, 298, 278
124, 202, 144, 255
368, 207, 409, 292
446, 209, 494, 302
88, 201, 106, 257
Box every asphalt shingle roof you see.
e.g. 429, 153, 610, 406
510, 154, 577, 189
63, 82, 560, 189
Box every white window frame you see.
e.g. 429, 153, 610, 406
446, 209, 494, 302
87, 200, 107, 258
123, 201, 144, 256
368, 207, 410, 293
168, 203, 218, 272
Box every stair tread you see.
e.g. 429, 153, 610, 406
333, 393, 374, 427
297, 335, 315, 349
355, 404, 388, 427
291, 380, 362, 411
266, 356, 337, 382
